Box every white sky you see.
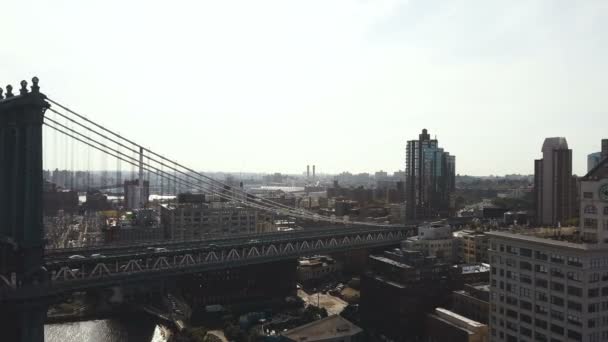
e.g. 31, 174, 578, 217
2, 0, 607, 176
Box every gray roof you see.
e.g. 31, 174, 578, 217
282, 315, 363, 341
542, 137, 569, 152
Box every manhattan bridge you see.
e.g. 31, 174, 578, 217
0, 77, 415, 341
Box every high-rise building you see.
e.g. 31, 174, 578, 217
488, 229, 608, 342
124, 179, 150, 210
588, 152, 602, 173
534, 137, 575, 226
489, 157, 608, 342
405, 129, 456, 220
586, 139, 608, 172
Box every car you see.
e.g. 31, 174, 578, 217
91, 254, 105, 258
154, 247, 168, 252
69, 255, 85, 260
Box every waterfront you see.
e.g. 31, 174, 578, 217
45, 317, 170, 342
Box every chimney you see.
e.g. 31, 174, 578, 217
313, 165, 316, 180
602, 139, 608, 160
307, 165, 310, 179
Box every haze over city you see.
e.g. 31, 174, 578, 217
2, 0, 607, 175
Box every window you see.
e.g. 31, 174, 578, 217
536, 305, 548, 315
568, 300, 582, 312
551, 281, 564, 292
589, 273, 600, 283
588, 288, 600, 298
568, 285, 582, 297
584, 192, 593, 199
551, 295, 564, 307
588, 303, 599, 313
520, 287, 531, 297
604, 206, 608, 215
567, 314, 582, 326
567, 329, 582, 342
535, 251, 548, 260
520, 300, 532, 311
521, 313, 532, 324
551, 254, 564, 264
584, 218, 598, 229
520, 326, 532, 337
567, 256, 583, 267
536, 291, 548, 302
535, 264, 547, 273
550, 310, 564, 321
536, 278, 548, 288
520, 248, 532, 257
521, 274, 532, 284
567, 272, 581, 281
520, 261, 532, 270
551, 324, 564, 335
535, 318, 548, 329
551, 268, 564, 278
584, 205, 598, 214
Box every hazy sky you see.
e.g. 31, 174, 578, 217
2, 1, 607, 176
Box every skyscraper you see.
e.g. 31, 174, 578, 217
587, 139, 608, 172
405, 129, 455, 220
534, 137, 575, 226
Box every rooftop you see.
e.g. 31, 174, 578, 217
282, 315, 363, 341
487, 228, 608, 251
432, 308, 486, 330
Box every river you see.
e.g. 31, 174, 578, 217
45, 317, 170, 342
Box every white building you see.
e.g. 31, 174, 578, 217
488, 158, 608, 342
402, 221, 455, 262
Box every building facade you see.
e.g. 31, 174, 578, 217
534, 137, 575, 226
426, 308, 489, 342
454, 230, 490, 264
579, 156, 608, 243
405, 129, 455, 221
488, 229, 608, 342
124, 179, 150, 210
161, 201, 274, 240
402, 221, 455, 262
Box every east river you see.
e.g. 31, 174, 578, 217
45, 316, 170, 342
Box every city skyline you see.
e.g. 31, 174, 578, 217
3, 1, 608, 176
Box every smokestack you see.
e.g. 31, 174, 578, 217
313, 165, 316, 180
602, 139, 608, 160
307, 165, 310, 179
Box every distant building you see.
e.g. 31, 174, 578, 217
42, 181, 79, 215
587, 152, 602, 173
124, 179, 149, 209
453, 230, 489, 264
402, 221, 455, 262
405, 129, 456, 221
534, 137, 575, 226
85, 190, 111, 211
297, 255, 341, 285
425, 308, 488, 342
282, 315, 364, 342
161, 201, 274, 240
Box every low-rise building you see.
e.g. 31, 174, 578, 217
452, 283, 490, 324
361, 248, 459, 341
425, 308, 488, 342
282, 315, 364, 342
402, 221, 455, 262
453, 230, 489, 264
161, 201, 274, 240
297, 256, 341, 284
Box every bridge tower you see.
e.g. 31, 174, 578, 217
0, 78, 50, 342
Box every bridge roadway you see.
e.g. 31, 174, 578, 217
2, 225, 416, 300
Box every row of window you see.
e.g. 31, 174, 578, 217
582, 204, 608, 215
492, 246, 584, 267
